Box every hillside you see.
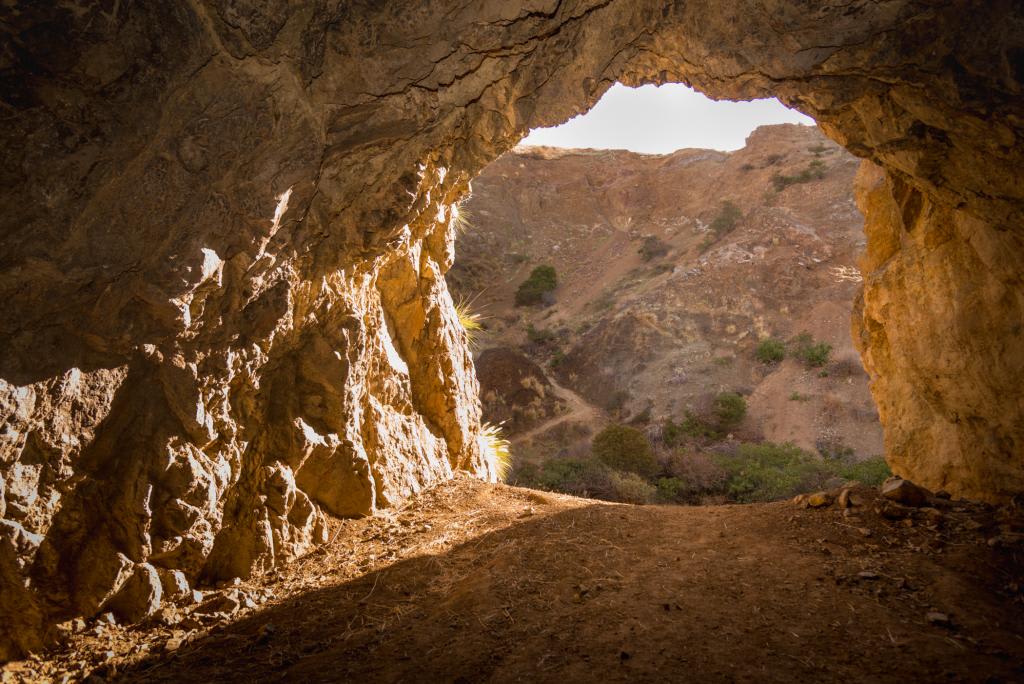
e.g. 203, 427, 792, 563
448, 124, 883, 477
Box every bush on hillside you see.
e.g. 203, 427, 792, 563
663, 412, 722, 446
592, 424, 659, 478
710, 201, 743, 236
682, 411, 721, 440
534, 457, 612, 498
656, 477, 685, 503
792, 332, 832, 368
712, 392, 747, 430
515, 265, 558, 306
666, 451, 728, 501
836, 456, 891, 487
755, 338, 786, 363
639, 235, 670, 261
771, 161, 827, 191
609, 472, 657, 504
714, 442, 835, 503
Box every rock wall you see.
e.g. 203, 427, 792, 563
853, 162, 1024, 501
1, 0, 1022, 659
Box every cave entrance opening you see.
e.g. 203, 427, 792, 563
448, 83, 887, 507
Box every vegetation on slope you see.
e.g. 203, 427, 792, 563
515, 265, 558, 306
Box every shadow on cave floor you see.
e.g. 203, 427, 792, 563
88, 480, 1024, 682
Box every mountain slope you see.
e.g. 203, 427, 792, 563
449, 124, 883, 463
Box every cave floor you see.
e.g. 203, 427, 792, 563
12, 477, 1024, 683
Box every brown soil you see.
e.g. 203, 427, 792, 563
10, 479, 1023, 683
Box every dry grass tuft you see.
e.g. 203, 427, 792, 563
451, 201, 474, 235
455, 298, 485, 346
480, 422, 511, 481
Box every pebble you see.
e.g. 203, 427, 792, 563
926, 611, 951, 626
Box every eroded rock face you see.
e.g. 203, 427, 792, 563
853, 162, 1023, 501
1, 0, 1021, 659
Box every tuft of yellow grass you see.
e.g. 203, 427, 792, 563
480, 422, 511, 482
454, 298, 485, 346
451, 202, 473, 235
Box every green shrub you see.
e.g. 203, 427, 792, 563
592, 424, 658, 478
816, 437, 855, 461
680, 412, 721, 440
771, 162, 826, 191
836, 456, 891, 486
715, 442, 835, 503
713, 356, 733, 367
755, 338, 786, 363
792, 332, 832, 368
664, 406, 737, 447
656, 477, 684, 503
535, 457, 611, 497
515, 265, 558, 306
710, 201, 743, 236
639, 235, 670, 261
712, 392, 747, 430
789, 391, 810, 402
609, 472, 657, 504
662, 418, 684, 448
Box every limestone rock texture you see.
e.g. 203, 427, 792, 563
1, 0, 1021, 659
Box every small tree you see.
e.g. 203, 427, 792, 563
713, 391, 747, 430
755, 338, 786, 363
592, 424, 658, 479
515, 265, 558, 306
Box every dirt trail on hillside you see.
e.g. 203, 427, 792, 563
18, 478, 1023, 683
514, 377, 603, 444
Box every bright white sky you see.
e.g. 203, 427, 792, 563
521, 83, 815, 154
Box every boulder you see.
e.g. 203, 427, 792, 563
881, 478, 932, 508
101, 564, 162, 624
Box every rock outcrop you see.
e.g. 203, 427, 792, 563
853, 163, 1024, 501
1, 0, 1021, 659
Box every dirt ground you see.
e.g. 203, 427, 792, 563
7, 477, 1023, 683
